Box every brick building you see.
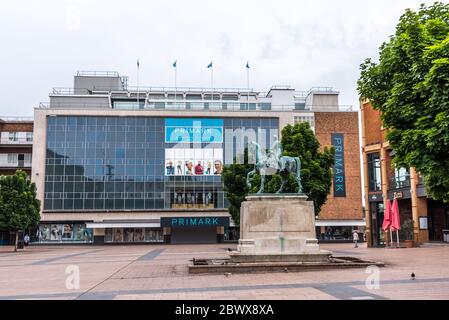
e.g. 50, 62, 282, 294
315, 112, 364, 240
361, 100, 449, 247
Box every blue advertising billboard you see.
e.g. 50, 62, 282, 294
165, 118, 223, 143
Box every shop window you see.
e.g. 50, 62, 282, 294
368, 153, 382, 192
37, 224, 92, 243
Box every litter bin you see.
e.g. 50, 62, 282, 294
443, 230, 449, 243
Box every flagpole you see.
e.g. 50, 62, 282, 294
247, 63, 250, 102
211, 62, 214, 99
137, 59, 140, 108
174, 61, 177, 107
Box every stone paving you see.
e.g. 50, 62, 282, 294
0, 243, 448, 300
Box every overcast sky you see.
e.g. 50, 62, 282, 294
0, 0, 444, 116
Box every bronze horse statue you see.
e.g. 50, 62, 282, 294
246, 140, 303, 194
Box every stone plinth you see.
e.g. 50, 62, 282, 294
229, 194, 331, 263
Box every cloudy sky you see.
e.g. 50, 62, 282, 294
0, 0, 443, 116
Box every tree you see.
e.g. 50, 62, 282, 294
0, 170, 41, 251
358, 2, 449, 201
223, 122, 335, 226
222, 149, 253, 227
277, 122, 335, 214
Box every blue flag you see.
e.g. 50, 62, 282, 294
173, 60, 177, 68
207, 61, 213, 68
246, 62, 250, 69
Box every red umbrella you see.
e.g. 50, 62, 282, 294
391, 198, 401, 231
391, 198, 401, 247
382, 200, 392, 231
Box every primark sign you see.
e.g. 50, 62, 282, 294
161, 217, 230, 228
332, 133, 346, 197
165, 118, 223, 143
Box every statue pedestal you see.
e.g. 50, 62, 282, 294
229, 194, 331, 263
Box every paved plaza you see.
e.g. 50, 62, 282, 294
0, 243, 448, 300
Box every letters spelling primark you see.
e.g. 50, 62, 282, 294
171, 217, 219, 226
332, 133, 346, 197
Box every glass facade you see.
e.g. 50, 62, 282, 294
44, 116, 278, 211
368, 153, 382, 192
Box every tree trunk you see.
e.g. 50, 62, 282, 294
14, 231, 18, 252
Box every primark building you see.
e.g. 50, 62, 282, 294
31, 71, 364, 244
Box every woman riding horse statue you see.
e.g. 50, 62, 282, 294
246, 140, 303, 194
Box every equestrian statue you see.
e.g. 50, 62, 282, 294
246, 139, 303, 194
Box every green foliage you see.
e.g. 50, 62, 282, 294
223, 122, 335, 226
0, 170, 41, 232
278, 122, 335, 214
358, 2, 449, 202
222, 149, 253, 226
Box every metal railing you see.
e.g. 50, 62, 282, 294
0, 116, 34, 122
38, 101, 354, 112
0, 138, 33, 144
308, 87, 336, 93
389, 176, 411, 189
94, 85, 257, 94
76, 71, 120, 77
51, 87, 91, 95
47, 86, 339, 103
0, 162, 32, 168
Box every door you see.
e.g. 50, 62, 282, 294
171, 227, 216, 244
18, 154, 24, 167
370, 201, 385, 247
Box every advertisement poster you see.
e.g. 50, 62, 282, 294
62, 224, 73, 240
50, 224, 63, 241
39, 225, 51, 241
113, 228, 123, 242
124, 228, 134, 242
73, 225, 93, 242
134, 228, 145, 242
165, 148, 223, 176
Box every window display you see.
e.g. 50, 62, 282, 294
134, 228, 145, 242
124, 228, 134, 242
171, 191, 216, 209
62, 224, 73, 240
50, 224, 63, 241
144, 228, 163, 242
105, 228, 163, 243
113, 228, 123, 242
73, 224, 93, 242
37, 223, 92, 243
38, 225, 51, 241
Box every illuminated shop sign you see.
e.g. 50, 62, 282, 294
332, 133, 346, 197
165, 118, 223, 143
161, 217, 230, 227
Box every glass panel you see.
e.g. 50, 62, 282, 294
368, 153, 382, 192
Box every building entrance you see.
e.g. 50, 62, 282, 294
370, 201, 385, 246
429, 200, 449, 242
